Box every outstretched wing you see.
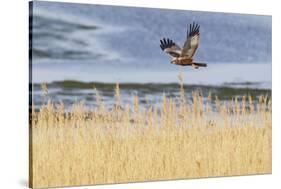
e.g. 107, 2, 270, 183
160, 38, 182, 58
181, 22, 200, 58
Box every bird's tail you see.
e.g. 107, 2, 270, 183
192, 62, 207, 67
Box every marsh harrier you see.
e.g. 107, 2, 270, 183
160, 22, 207, 69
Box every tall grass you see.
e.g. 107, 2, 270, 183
30, 77, 272, 188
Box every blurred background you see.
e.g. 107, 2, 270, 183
30, 1, 272, 109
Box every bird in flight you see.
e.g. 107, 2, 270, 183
160, 22, 207, 69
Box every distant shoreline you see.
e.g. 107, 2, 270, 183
32, 63, 272, 89
33, 79, 272, 91
31, 80, 271, 110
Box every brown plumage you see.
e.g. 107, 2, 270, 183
160, 22, 207, 69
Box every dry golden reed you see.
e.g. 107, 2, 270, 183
30, 81, 272, 188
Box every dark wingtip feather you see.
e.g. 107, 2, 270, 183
159, 37, 176, 51
187, 22, 200, 37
